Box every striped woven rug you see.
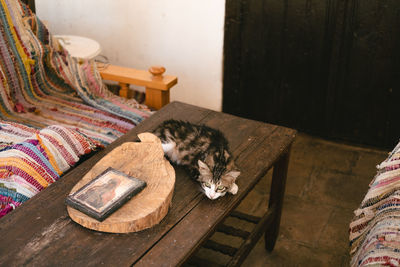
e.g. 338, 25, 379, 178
350, 142, 400, 266
0, 0, 152, 145
0, 123, 101, 218
0, 0, 153, 218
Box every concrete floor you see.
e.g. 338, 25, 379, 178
189, 133, 389, 266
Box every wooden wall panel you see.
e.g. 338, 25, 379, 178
331, 0, 400, 146
223, 0, 400, 148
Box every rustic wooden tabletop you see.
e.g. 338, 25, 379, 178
0, 101, 296, 266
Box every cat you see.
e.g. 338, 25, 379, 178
154, 119, 240, 200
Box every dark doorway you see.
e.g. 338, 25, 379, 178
223, 0, 400, 149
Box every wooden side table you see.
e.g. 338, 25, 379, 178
0, 102, 296, 266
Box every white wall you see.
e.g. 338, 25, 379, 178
35, 0, 225, 111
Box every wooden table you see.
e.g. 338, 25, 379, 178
0, 102, 296, 266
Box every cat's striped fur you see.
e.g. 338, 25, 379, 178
154, 120, 240, 200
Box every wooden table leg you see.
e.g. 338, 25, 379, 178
145, 87, 170, 110
265, 146, 291, 251
119, 82, 130, 98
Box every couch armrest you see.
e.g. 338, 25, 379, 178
98, 64, 177, 110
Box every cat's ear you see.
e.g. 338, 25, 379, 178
226, 171, 241, 180
198, 160, 211, 174
222, 170, 241, 184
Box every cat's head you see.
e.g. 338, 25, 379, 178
197, 159, 240, 200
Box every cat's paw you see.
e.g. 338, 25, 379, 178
229, 183, 238, 195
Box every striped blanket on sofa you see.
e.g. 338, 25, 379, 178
0, 0, 152, 217
350, 142, 400, 266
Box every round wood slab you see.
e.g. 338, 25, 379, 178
67, 133, 175, 233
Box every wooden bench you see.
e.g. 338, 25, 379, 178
0, 101, 296, 266
99, 64, 177, 110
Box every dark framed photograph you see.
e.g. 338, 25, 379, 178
66, 167, 146, 222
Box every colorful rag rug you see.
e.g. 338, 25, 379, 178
0, 123, 101, 218
0, 0, 151, 145
350, 141, 400, 266
0, 0, 153, 218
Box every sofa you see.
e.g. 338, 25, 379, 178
0, 0, 173, 218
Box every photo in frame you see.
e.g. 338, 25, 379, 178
66, 167, 147, 222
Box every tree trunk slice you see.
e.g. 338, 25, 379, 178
67, 133, 175, 233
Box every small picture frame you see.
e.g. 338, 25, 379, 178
66, 167, 146, 222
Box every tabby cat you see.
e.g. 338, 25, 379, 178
154, 119, 240, 200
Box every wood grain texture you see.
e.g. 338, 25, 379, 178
0, 102, 296, 266
135, 120, 296, 266
0, 102, 211, 266
67, 133, 175, 233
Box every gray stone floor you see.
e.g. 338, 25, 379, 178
190, 132, 389, 266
